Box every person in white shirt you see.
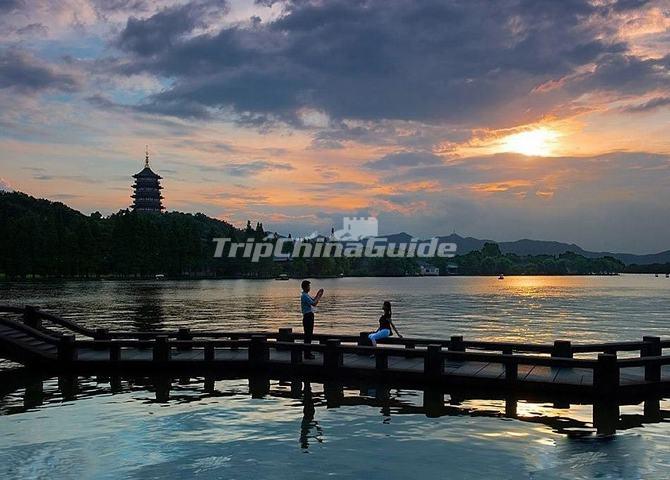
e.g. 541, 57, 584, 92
300, 280, 323, 360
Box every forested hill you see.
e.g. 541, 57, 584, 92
0, 191, 651, 279
0, 191, 249, 278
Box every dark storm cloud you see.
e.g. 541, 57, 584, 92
92, 0, 151, 13
0, 49, 79, 93
199, 160, 294, 177
364, 152, 445, 170
110, 0, 659, 126
15, 23, 48, 36
0, 0, 24, 14
116, 2, 218, 56
623, 96, 670, 113
570, 53, 670, 96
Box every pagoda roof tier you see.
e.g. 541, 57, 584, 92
132, 166, 162, 179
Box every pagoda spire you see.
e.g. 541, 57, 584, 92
131, 146, 164, 213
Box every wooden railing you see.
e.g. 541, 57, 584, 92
1, 305, 668, 396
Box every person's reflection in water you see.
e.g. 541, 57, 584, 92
128, 285, 166, 331
299, 382, 323, 451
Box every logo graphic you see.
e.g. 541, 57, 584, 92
212, 215, 457, 261
332, 217, 378, 241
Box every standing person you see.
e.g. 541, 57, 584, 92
301, 280, 323, 360
368, 301, 402, 347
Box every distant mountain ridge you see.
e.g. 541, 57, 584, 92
380, 233, 670, 266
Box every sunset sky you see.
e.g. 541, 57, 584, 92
1, 0, 669, 253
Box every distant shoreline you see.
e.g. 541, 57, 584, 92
0, 272, 646, 283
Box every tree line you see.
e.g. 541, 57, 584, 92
0, 191, 630, 279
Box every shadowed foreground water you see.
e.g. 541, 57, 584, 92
0, 275, 669, 478
1, 375, 669, 480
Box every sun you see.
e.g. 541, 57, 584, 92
500, 127, 560, 156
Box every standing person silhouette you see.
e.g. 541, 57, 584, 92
300, 280, 323, 360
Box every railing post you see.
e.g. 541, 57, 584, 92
249, 335, 269, 367
642, 336, 661, 382
324, 339, 343, 372
357, 331, 369, 356
376, 350, 389, 370
278, 327, 293, 351
95, 328, 109, 340
153, 335, 170, 362
58, 334, 76, 362
594, 353, 618, 396
449, 335, 465, 352
204, 376, 215, 394
425, 344, 443, 378
93, 328, 110, 351
110, 343, 121, 363
23, 305, 42, 330
324, 381, 344, 408
404, 340, 416, 358
204, 343, 215, 362
278, 327, 293, 342
552, 340, 573, 358
505, 355, 517, 385
177, 328, 192, 351
291, 344, 303, 364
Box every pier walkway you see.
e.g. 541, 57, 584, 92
1, 305, 669, 401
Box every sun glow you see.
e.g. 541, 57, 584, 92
500, 128, 561, 156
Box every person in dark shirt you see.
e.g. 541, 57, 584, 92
368, 301, 402, 347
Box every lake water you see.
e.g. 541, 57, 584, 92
1, 275, 669, 479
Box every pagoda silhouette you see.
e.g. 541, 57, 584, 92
131, 146, 164, 213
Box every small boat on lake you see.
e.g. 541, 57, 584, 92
498, 274, 504, 280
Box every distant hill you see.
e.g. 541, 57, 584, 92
380, 233, 670, 266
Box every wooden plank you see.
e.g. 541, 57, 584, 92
475, 362, 505, 379
523, 365, 557, 383
77, 349, 110, 361
449, 361, 489, 377
619, 367, 645, 386
444, 360, 464, 374
215, 349, 248, 361
121, 349, 152, 361
390, 357, 423, 372
343, 353, 374, 369
517, 364, 535, 380
303, 352, 323, 365
553, 367, 589, 385
172, 349, 204, 361
269, 349, 291, 363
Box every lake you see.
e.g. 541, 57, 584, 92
0, 275, 669, 479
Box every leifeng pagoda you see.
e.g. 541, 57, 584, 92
131, 146, 164, 213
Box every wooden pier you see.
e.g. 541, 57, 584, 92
1, 305, 670, 403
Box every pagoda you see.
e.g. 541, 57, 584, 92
131, 146, 164, 213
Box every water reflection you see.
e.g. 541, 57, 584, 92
1, 276, 669, 345
300, 383, 323, 450
1, 371, 667, 439
2, 371, 670, 479
125, 283, 168, 331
